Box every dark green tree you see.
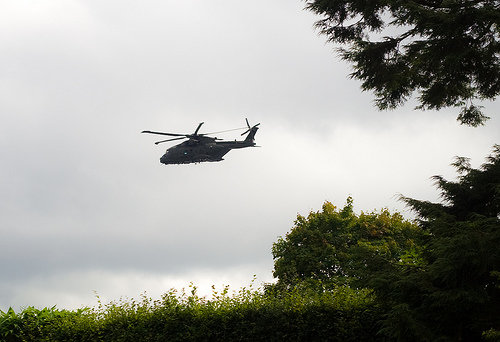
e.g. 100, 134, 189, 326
304, 0, 500, 126
271, 197, 423, 291
375, 145, 500, 341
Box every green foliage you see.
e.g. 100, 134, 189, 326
0, 283, 380, 341
483, 328, 500, 342
271, 197, 423, 291
0, 306, 89, 342
0, 308, 20, 342
304, 0, 500, 125
377, 145, 500, 341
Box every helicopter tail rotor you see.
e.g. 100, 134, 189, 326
241, 118, 260, 136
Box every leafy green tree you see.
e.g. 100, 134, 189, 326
304, 0, 500, 126
271, 197, 423, 291
375, 145, 500, 341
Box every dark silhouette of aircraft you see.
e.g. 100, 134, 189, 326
142, 119, 260, 165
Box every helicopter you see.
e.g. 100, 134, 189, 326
142, 118, 260, 165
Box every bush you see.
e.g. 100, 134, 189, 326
0, 284, 381, 341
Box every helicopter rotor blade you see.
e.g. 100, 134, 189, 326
193, 122, 204, 135
141, 130, 186, 137
204, 127, 246, 135
154, 136, 187, 145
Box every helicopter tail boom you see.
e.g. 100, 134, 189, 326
244, 125, 259, 144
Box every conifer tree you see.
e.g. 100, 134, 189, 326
378, 146, 500, 341
304, 0, 500, 126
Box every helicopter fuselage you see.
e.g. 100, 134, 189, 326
160, 139, 256, 165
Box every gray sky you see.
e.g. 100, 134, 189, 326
1, 0, 499, 310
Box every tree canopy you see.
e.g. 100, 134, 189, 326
304, 0, 500, 126
271, 197, 423, 291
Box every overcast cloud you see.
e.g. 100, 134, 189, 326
1, 0, 499, 310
